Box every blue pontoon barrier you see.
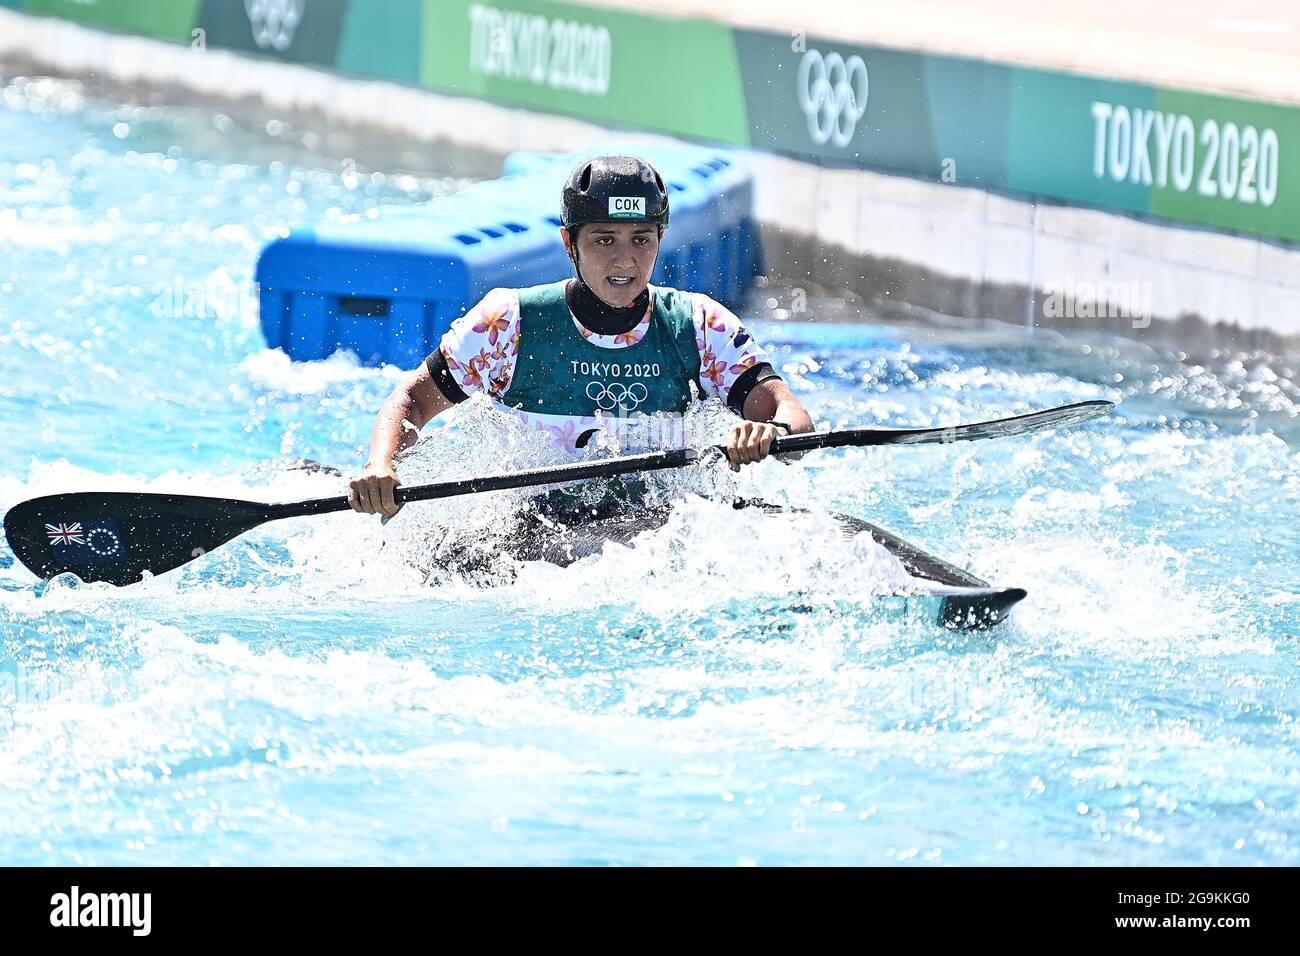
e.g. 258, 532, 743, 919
256, 146, 761, 367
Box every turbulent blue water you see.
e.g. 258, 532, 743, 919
2, 76, 1297, 866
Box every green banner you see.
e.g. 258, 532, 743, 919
196, 0, 348, 67
1005, 67, 1300, 241
25, 0, 201, 40
922, 54, 1011, 188
420, 0, 749, 143
736, 31, 932, 171
736, 32, 1011, 187
1148, 88, 1297, 240
337, 0, 422, 84
735, 28, 1300, 244
1006, 68, 1154, 215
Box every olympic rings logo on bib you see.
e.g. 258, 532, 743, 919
586, 380, 649, 411
796, 50, 869, 149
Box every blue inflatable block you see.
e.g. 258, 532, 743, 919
257, 145, 760, 367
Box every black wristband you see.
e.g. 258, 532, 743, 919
768, 421, 793, 435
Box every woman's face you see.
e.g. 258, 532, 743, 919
562, 222, 660, 308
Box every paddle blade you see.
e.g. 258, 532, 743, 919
3, 492, 273, 586
773, 400, 1115, 453
893, 399, 1115, 444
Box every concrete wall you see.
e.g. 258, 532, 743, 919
747, 151, 1300, 353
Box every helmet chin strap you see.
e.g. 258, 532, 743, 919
567, 234, 588, 288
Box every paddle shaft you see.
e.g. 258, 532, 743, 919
265, 446, 699, 519
263, 400, 1114, 521
262, 429, 924, 520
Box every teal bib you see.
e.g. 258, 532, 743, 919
507, 281, 700, 421
504, 281, 702, 517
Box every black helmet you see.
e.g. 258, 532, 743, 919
561, 155, 670, 232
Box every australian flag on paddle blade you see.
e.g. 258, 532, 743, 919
44, 519, 125, 565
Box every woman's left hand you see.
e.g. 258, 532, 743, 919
726, 420, 784, 471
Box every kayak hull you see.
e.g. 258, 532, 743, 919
509, 499, 1025, 631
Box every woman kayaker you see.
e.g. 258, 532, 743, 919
348, 153, 814, 519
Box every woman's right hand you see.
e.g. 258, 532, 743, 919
348, 462, 402, 517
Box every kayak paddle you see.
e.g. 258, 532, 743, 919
3, 400, 1112, 586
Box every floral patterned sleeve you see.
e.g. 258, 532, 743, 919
437, 288, 521, 400
692, 293, 773, 407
